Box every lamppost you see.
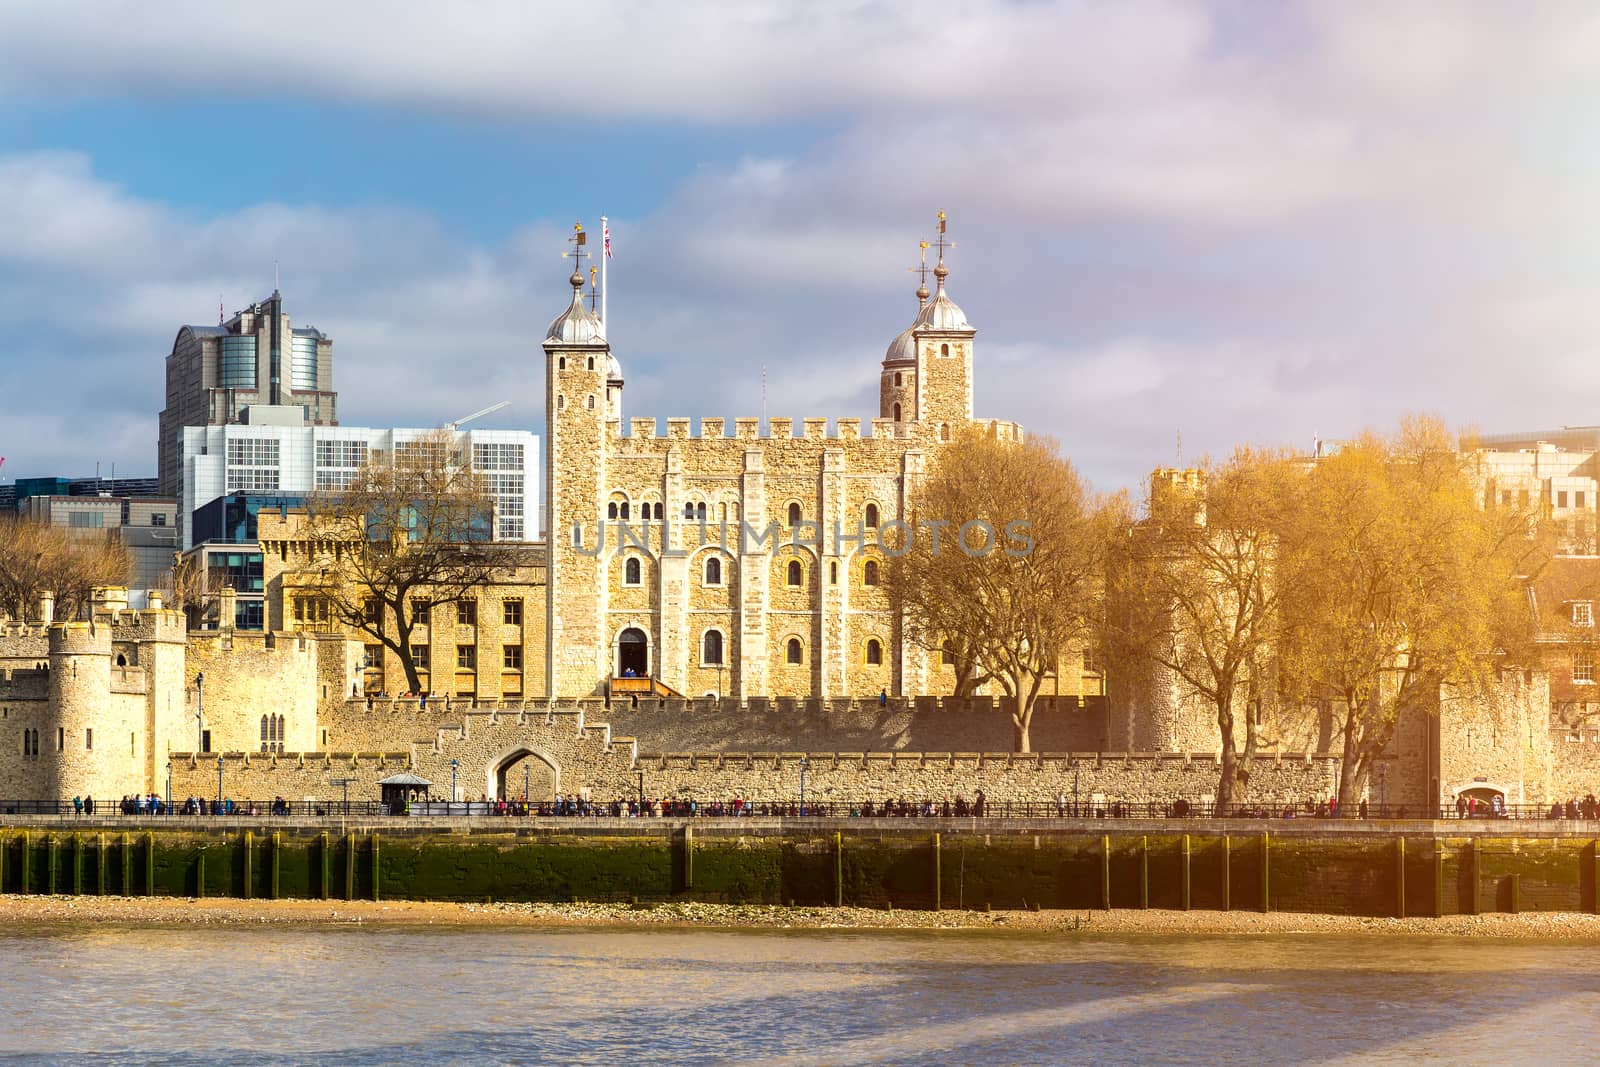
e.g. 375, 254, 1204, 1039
165, 759, 172, 811
1378, 765, 1387, 815
800, 755, 809, 815
715, 662, 725, 701
524, 761, 530, 802
637, 769, 645, 813
1072, 759, 1081, 818
450, 758, 460, 805
216, 755, 224, 805
195, 672, 205, 752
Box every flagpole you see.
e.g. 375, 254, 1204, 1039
600, 215, 609, 332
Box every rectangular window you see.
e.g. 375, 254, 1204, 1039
1520, 489, 1531, 508
1576, 653, 1596, 684
1575, 603, 1594, 628
473, 442, 525, 471
458, 600, 477, 626
57, 727, 63, 752
68, 512, 105, 529
412, 600, 430, 625
1559, 491, 1570, 508
219, 335, 258, 388
503, 598, 523, 626
363, 644, 382, 670
226, 467, 280, 492
315, 469, 356, 491
201, 729, 212, 754
315, 439, 368, 469
225, 437, 280, 467
151, 513, 167, 527
85, 728, 92, 751
457, 645, 477, 670
1501, 490, 1512, 507
504, 645, 523, 670
410, 645, 430, 671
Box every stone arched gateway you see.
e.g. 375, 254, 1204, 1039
487, 745, 560, 802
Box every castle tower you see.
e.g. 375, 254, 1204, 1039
543, 227, 614, 698
910, 214, 976, 429
44, 621, 137, 801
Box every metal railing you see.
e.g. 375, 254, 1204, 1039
4, 797, 1599, 821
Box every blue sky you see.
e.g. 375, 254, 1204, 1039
2, 1, 1599, 501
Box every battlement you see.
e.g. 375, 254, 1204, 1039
0, 669, 49, 699
615, 416, 925, 443
48, 621, 112, 656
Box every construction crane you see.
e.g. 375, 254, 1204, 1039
444, 402, 511, 432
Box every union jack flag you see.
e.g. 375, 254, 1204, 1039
603, 222, 613, 260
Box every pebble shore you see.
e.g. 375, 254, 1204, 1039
4, 895, 1600, 937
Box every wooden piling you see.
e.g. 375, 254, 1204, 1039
932, 833, 942, 911
1260, 832, 1270, 913
1101, 835, 1111, 911
1139, 836, 1149, 910
1395, 837, 1406, 919
1180, 834, 1191, 911
1221, 836, 1231, 912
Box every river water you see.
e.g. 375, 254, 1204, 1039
0, 925, 1593, 1065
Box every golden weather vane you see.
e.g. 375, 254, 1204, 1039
907, 240, 932, 305
562, 221, 589, 274
588, 265, 599, 312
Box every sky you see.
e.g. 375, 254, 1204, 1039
2, 1, 1599, 496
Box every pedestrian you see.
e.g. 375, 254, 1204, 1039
879, 688, 887, 707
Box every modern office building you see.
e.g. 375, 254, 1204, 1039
157, 291, 338, 498
179, 424, 538, 550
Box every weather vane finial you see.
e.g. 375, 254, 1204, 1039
561, 221, 589, 288
907, 240, 932, 306
588, 265, 599, 312
933, 211, 953, 289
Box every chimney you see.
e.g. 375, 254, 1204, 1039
38, 590, 54, 625
219, 586, 237, 632
148, 589, 164, 611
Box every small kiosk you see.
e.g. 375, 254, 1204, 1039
377, 771, 433, 815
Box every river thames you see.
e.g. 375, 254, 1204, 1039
0, 924, 1593, 1065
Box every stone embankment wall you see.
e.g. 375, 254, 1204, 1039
0, 822, 1597, 918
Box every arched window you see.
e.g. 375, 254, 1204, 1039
557, 395, 566, 410
653, 502, 664, 520
830, 561, 838, 585
939, 423, 950, 443
607, 502, 618, 520
624, 557, 642, 585
864, 503, 879, 528
705, 557, 722, 585
865, 639, 883, 665
893, 371, 902, 386
115, 653, 127, 667
260, 715, 269, 752
696, 502, 708, 520
620, 501, 629, 520
892, 403, 902, 421
587, 394, 596, 410
587, 356, 595, 370
787, 560, 802, 587
942, 640, 956, 665
702, 630, 724, 665
863, 560, 879, 586
786, 638, 803, 665
684, 502, 695, 519
558, 357, 566, 370
787, 502, 802, 525
940, 343, 950, 356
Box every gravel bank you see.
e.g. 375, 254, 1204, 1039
4, 895, 1600, 937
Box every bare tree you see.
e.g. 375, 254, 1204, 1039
299, 429, 504, 694
0, 514, 130, 622
888, 427, 1120, 752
